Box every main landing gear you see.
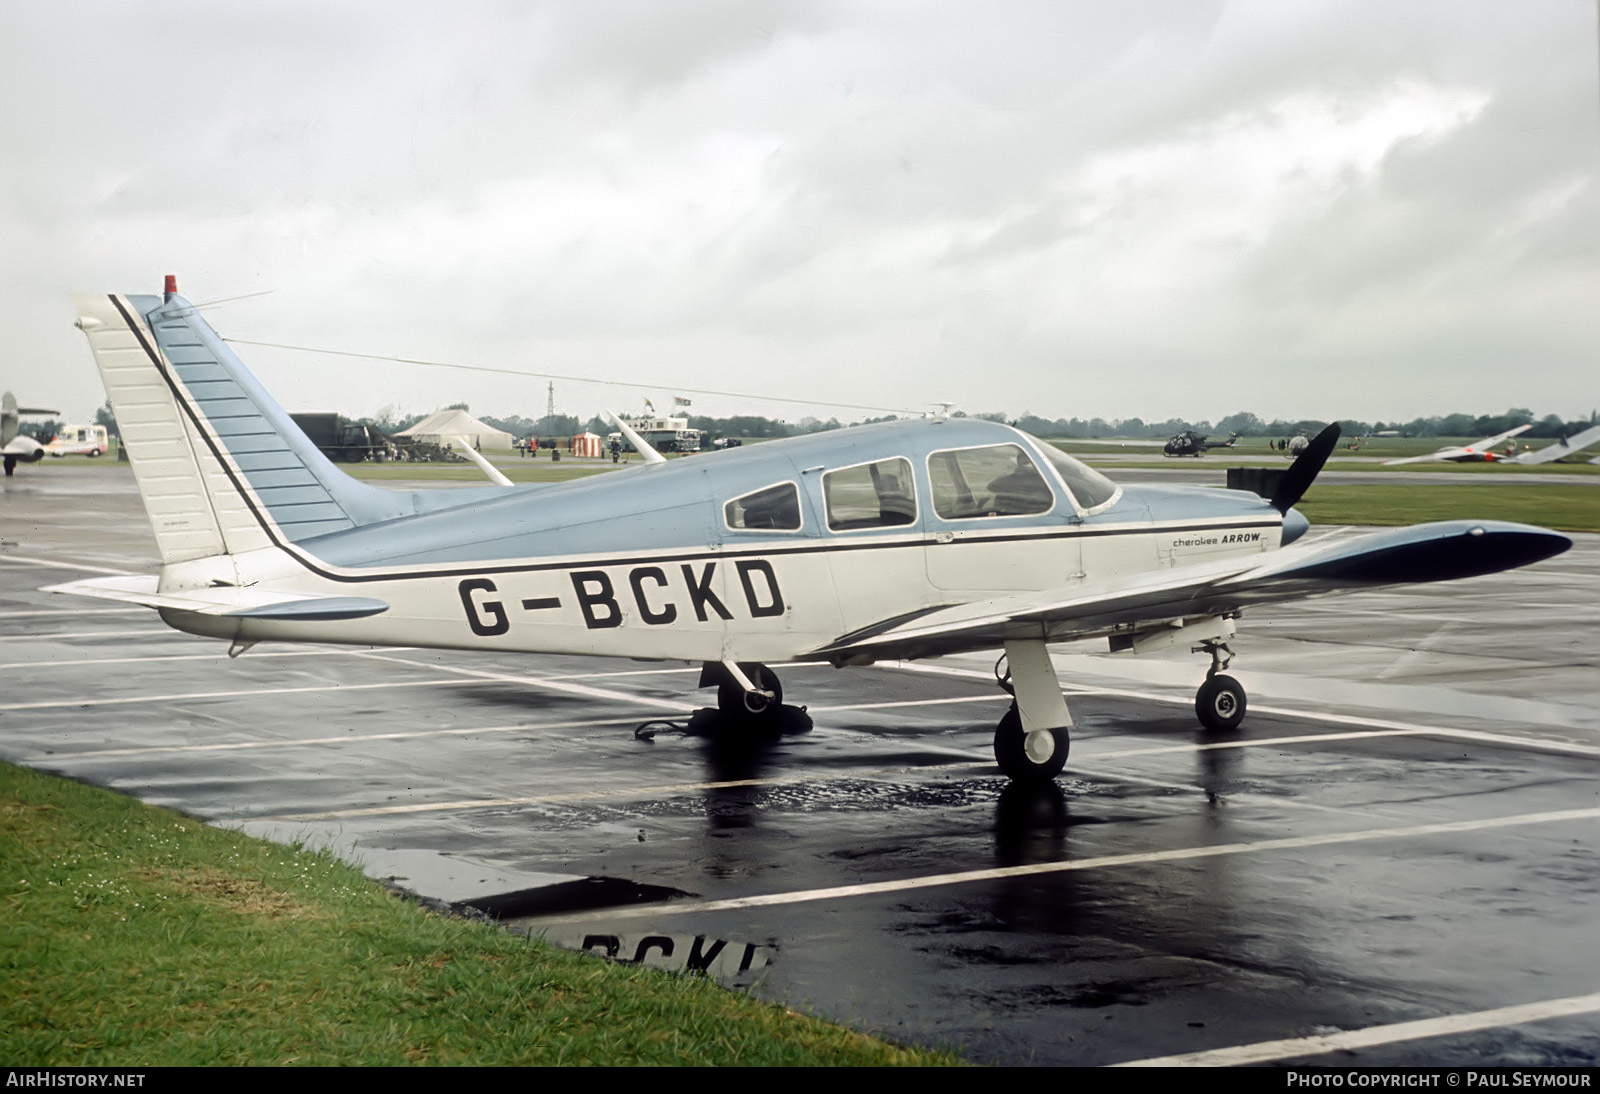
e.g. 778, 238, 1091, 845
702, 661, 783, 718
988, 626, 1251, 785
991, 635, 1072, 783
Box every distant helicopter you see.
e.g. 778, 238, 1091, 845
1163, 430, 1238, 457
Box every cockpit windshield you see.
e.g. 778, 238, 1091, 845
1023, 434, 1119, 510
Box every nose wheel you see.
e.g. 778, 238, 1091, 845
1194, 640, 1246, 731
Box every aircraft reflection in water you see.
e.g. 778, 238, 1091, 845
53, 279, 1571, 784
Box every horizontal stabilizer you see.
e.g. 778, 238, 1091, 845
44, 574, 389, 620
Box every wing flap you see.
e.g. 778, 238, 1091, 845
44, 574, 389, 620
814, 520, 1569, 662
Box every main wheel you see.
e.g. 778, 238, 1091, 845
1195, 673, 1246, 731
993, 703, 1069, 783
717, 664, 782, 717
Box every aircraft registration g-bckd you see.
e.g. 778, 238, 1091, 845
50, 279, 1571, 783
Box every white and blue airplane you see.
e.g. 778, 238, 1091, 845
50, 279, 1571, 782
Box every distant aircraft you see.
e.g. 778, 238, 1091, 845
1506, 424, 1600, 465
2, 392, 57, 476
1163, 431, 1237, 457
1382, 424, 1533, 465
49, 279, 1570, 783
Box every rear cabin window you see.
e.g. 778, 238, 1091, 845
724, 482, 801, 531
928, 444, 1054, 519
823, 457, 917, 531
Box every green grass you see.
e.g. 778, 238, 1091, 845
0, 762, 956, 1067
1296, 484, 1600, 533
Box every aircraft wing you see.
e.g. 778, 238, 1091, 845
1474, 423, 1533, 450
1382, 449, 1466, 466
1510, 424, 1600, 465
812, 520, 1568, 663
44, 574, 389, 620
1383, 424, 1533, 465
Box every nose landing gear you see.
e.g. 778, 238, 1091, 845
1194, 639, 1246, 732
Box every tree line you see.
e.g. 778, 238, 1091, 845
81, 400, 1597, 443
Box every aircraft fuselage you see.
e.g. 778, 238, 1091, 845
159, 419, 1286, 664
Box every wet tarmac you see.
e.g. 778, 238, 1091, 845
4, 463, 1598, 1066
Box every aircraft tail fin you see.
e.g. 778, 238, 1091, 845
72, 281, 418, 565
1511, 424, 1600, 465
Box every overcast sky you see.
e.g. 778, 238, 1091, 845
3, 1, 1596, 427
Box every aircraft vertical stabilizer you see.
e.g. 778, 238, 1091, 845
73, 281, 423, 565
1510, 424, 1600, 465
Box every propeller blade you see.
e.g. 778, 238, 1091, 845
1270, 422, 1341, 514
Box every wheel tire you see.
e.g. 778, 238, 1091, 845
993, 703, 1069, 783
87, 449, 101, 458
1196, 674, 1247, 731
717, 665, 782, 717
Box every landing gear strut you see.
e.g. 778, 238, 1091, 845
704, 661, 782, 718
991, 635, 1072, 783
1194, 639, 1246, 732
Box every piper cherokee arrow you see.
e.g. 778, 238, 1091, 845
50, 279, 1571, 783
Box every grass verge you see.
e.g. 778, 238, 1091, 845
1297, 484, 1600, 533
0, 762, 956, 1066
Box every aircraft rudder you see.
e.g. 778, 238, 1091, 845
74, 280, 415, 565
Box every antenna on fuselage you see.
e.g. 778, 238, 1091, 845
927, 402, 955, 423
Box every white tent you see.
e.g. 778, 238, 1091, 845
394, 409, 515, 451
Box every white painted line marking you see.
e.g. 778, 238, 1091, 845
807, 695, 1000, 713
1082, 728, 1419, 761
1068, 766, 1362, 818
882, 662, 1600, 758
351, 651, 699, 713
263, 775, 825, 821
0, 607, 149, 619
1111, 990, 1600, 1067
0, 554, 134, 575
0, 628, 174, 642
0, 677, 473, 711
529, 807, 1600, 924
47, 717, 635, 759
0, 646, 416, 671
1287, 603, 1478, 624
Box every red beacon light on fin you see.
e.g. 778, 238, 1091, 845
163, 275, 177, 301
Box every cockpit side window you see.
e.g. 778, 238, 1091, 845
724, 482, 802, 531
927, 444, 1054, 519
823, 457, 917, 531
